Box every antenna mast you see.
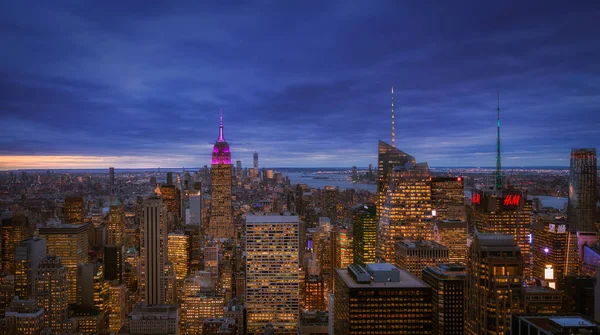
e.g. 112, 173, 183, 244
391, 86, 396, 147
495, 92, 503, 190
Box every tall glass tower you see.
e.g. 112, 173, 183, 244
568, 148, 597, 232
209, 108, 234, 240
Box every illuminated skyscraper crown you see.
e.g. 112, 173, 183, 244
212, 107, 231, 164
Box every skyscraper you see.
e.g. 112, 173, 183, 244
141, 197, 168, 305
465, 231, 523, 335
64, 196, 85, 224
378, 162, 432, 262
36, 255, 69, 331
433, 219, 468, 264
431, 176, 465, 221
422, 263, 466, 335
235, 160, 242, 180
168, 231, 190, 292
14, 236, 47, 300
253, 151, 258, 169
108, 198, 125, 246
352, 204, 377, 265
1, 212, 27, 273
246, 214, 299, 335
334, 263, 432, 334
209, 108, 234, 240
109, 166, 115, 193
39, 223, 89, 304
108, 283, 127, 333
394, 240, 449, 279
532, 221, 578, 284
568, 148, 597, 232
377, 140, 416, 222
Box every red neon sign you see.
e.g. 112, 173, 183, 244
472, 193, 481, 205
503, 194, 521, 206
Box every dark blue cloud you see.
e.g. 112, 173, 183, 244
0, 0, 599, 168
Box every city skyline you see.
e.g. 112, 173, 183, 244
1, 1, 600, 169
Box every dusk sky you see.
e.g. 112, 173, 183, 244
1, 1, 599, 169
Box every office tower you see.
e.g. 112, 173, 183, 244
14, 236, 46, 300
253, 151, 258, 169
209, 109, 234, 240
378, 163, 432, 262
161, 183, 181, 218
333, 226, 353, 269
140, 197, 168, 305
377, 140, 416, 222
168, 231, 190, 292
104, 245, 124, 282
394, 240, 449, 279
533, 221, 578, 283
108, 198, 125, 245
1, 212, 27, 273
511, 314, 600, 334
352, 204, 377, 265
322, 186, 337, 223
0, 275, 15, 318
313, 218, 332, 292
433, 219, 468, 264
422, 263, 466, 335
3, 298, 45, 334
204, 244, 219, 281
186, 191, 202, 226
568, 148, 597, 232
558, 276, 596, 319
334, 263, 432, 334
235, 160, 242, 180
36, 256, 69, 330
64, 196, 85, 224
246, 214, 299, 335
108, 283, 127, 333
465, 231, 523, 335
77, 263, 108, 309
39, 223, 89, 304
431, 177, 465, 221
181, 290, 225, 334
304, 272, 325, 311
109, 166, 115, 193
127, 304, 179, 335
522, 286, 563, 314
472, 190, 532, 278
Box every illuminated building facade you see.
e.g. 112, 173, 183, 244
128, 304, 179, 335
568, 148, 597, 232
334, 263, 432, 334
465, 231, 523, 335
431, 177, 465, 221
1, 212, 27, 273
522, 286, 563, 314
181, 291, 225, 334
3, 298, 45, 335
246, 214, 299, 335
141, 197, 168, 305
161, 183, 180, 218
304, 275, 325, 311
511, 314, 600, 334
14, 236, 46, 300
64, 196, 85, 224
39, 223, 89, 304
377, 140, 416, 222
422, 263, 466, 335
108, 198, 125, 245
378, 163, 432, 262
108, 283, 127, 333
472, 190, 532, 278
104, 245, 124, 283
333, 226, 353, 269
209, 109, 234, 240
352, 204, 376, 265
322, 187, 337, 224
36, 256, 69, 331
168, 231, 190, 292
533, 221, 578, 283
434, 219, 468, 264
394, 240, 449, 279
313, 218, 332, 292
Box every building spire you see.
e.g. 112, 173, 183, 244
391, 85, 396, 147
495, 91, 503, 190
218, 106, 225, 142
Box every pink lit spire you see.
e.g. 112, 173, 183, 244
218, 106, 225, 142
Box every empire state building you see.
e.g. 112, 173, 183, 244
208, 108, 234, 240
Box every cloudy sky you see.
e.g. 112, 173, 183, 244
1, 1, 599, 169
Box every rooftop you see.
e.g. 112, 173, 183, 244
396, 239, 448, 250
337, 265, 428, 289
246, 214, 298, 223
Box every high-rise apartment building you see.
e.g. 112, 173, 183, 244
568, 148, 597, 232
472, 190, 532, 278
209, 110, 234, 240
465, 231, 523, 335
334, 263, 432, 334
39, 223, 89, 304
352, 204, 377, 265
533, 221, 578, 283
108, 198, 125, 245
394, 240, 449, 279
378, 162, 432, 262
434, 219, 468, 264
422, 263, 466, 335
246, 214, 299, 335
141, 197, 168, 305
36, 255, 69, 331
431, 177, 465, 221
14, 236, 46, 300
377, 140, 416, 222
64, 196, 85, 224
